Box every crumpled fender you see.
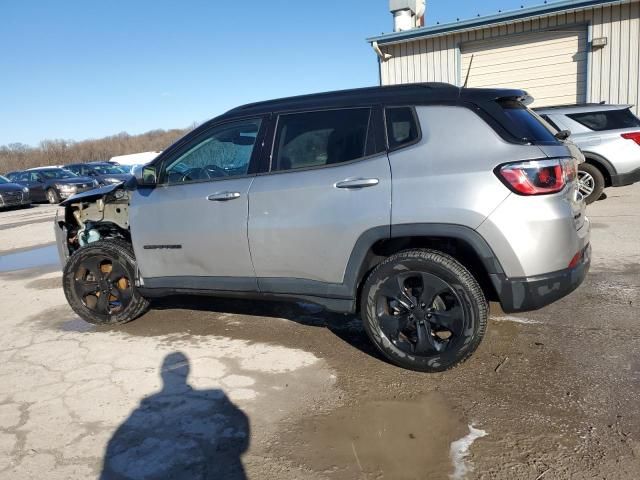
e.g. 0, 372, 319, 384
59, 183, 127, 206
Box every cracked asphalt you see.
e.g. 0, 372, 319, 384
0, 184, 639, 480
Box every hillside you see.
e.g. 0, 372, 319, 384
0, 127, 192, 174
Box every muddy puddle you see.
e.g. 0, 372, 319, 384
285, 393, 483, 480
0, 244, 59, 272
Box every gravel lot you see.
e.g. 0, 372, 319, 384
0, 185, 639, 480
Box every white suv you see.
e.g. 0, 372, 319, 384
535, 104, 640, 204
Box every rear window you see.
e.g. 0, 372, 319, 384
498, 100, 558, 143
567, 108, 640, 131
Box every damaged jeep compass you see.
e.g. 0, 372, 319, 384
55, 84, 591, 372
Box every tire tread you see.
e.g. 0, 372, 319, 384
361, 248, 488, 372
63, 239, 150, 325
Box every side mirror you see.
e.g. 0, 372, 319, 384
134, 165, 157, 186
555, 129, 571, 141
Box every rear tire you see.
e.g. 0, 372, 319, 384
63, 239, 150, 325
578, 163, 605, 205
46, 188, 60, 204
360, 249, 488, 372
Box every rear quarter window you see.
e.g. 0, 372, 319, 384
498, 100, 558, 143
567, 109, 640, 131
385, 107, 420, 150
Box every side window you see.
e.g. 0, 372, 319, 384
568, 109, 640, 131
29, 172, 42, 182
273, 109, 371, 171
68, 166, 81, 175
385, 107, 420, 150
164, 118, 262, 184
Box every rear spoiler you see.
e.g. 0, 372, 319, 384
499, 93, 534, 106
460, 87, 534, 106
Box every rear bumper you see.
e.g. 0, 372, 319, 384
611, 167, 640, 187
490, 243, 591, 313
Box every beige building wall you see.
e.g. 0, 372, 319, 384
379, 0, 640, 113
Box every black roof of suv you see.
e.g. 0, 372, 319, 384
224, 83, 531, 117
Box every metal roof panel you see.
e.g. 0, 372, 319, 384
367, 0, 630, 45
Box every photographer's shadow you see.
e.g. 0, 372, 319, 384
100, 352, 249, 480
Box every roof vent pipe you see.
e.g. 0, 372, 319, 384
389, 0, 426, 32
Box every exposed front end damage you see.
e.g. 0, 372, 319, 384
54, 184, 132, 266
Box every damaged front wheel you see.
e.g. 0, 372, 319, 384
63, 239, 150, 325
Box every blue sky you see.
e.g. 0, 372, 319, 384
1, 0, 562, 146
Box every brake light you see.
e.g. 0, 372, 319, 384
497, 158, 576, 195
621, 132, 640, 146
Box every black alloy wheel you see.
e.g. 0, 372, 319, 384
361, 249, 488, 372
73, 255, 133, 316
63, 239, 150, 325
375, 271, 464, 356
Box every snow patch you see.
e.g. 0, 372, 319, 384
449, 425, 487, 480
492, 315, 540, 325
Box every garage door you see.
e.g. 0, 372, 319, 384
461, 28, 588, 107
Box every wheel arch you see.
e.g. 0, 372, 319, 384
346, 224, 505, 311
581, 151, 616, 187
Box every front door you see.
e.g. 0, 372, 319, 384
130, 117, 266, 291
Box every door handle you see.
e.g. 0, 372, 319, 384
207, 191, 241, 201
335, 178, 379, 189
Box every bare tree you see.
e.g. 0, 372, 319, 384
0, 127, 193, 174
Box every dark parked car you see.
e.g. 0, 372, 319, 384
7, 168, 98, 204
0, 175, 31, 209
65, 162, 133, 186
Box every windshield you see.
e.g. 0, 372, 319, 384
38, 169, 78, 179
91, 164, 128, 175
0, 175, 10, 184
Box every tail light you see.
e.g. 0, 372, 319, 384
621, 132, 640, 146
496, 158, 577, 195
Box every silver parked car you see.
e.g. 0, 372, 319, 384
535, 104, 640, 204
54, 84, 591, 372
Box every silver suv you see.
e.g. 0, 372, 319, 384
535, 104, 640, 204
54, 84, 591, 372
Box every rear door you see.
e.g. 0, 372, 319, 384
129, 117, 267, 290
247, 107, 391, 296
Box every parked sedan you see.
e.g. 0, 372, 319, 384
535, 104, 640, 204
65, 162, 133, 186
7, 168, 99, 204
0, 175, 31, 209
